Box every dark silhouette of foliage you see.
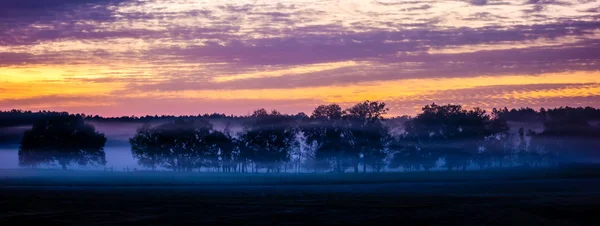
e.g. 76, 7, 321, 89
129, 123, 164, 170
207, 128, 237, 172
7, 103, 600, 173
18, 114, 107, 169
129, 119, 232, 172
528, 110, 600, 163
391, 103, 509, 171
302, 104, 352, 172
238, 109, 298, 173
492, 106, 600, 123
345, 101, 390, 173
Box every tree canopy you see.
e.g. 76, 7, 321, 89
130, 119, 222, 172
238, 109, 298, 173
390, 103, 509, 171
18, 114, 107, 169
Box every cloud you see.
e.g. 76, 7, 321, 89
0, 0, 130, 22
137, 20, 599, 65
2, 0, 600, 115
523, 0, 574, 13
0, 95, 114, 109
525, 0, 572, 6
2, 0, 126, 8
6, 21, 598, 91
470, 0, 489, 5
0, 52, 35, 65
464, 0, 515, 6
0, 0, 138, 48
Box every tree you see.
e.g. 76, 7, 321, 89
388, 141, 437, 171
345, 101, 390, 173
481, 129, 511, 168
238, 109, 297, 173
130, 123, 164, 170
236, 136, 254, 173
397, 103, 509, 171
528, 110, 600, 164
129, 119, 218, 172
19, 114, 107, 170
302, 104, 352, 172
206, 130, 237, 172
527, 129, 552, 166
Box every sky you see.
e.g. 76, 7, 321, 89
0, 0, 599, 117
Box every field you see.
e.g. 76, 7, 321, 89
1, 167, 600, 225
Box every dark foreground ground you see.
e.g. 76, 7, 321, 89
1, 177, 600, 226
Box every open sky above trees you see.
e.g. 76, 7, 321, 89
1, 0, 600, 116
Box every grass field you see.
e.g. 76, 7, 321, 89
1, 166, 600, 225
1, 165, 600, 186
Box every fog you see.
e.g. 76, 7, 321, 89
1, 119, 597, 171
0, 120, 246, 171
0, 122, 144, 170
0, 146, 138, 170
0, 148, 18, 169
0, 109, 600, 172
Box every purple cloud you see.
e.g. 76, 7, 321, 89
1, 0, 600, 115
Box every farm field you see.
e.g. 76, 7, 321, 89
1, 168, 600, 225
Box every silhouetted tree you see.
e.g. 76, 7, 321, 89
528, 110, 600, 163
207, 129, 237, 172
395, 103, 508, 171
130, 123, 163, 170
236, 137, 254, 173
129, 119, 223, 172
238, 109, 298, 173
389, 142, 437, 171
9, 103, 600, 173
302, 104, 351, 172
345, 101, 390, 172
19, 115, 107, 170
527, 129, 551, 166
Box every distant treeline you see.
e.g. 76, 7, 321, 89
0, 110, 249, 127
491, 106, 600, 122
3, 106, 600, 127
8, 102, 600, 172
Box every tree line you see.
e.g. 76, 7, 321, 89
15, 102, 600, 172
0, 109, 282, 127
5, 106, 599, 127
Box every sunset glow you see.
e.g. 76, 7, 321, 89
1, 0, 599, 116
